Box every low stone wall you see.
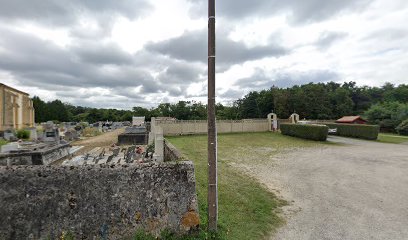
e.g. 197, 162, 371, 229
0, 143, 70, 166
0, 162, 199, 239
164, 139, 183, 162
156, 119, 269, 136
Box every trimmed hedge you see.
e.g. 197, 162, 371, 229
280, 123, 329, 141
325, 123, 379, 140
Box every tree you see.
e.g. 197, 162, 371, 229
87, 108, 104, 123
364, 101, 408, 131
32, 96, 47, 123
239, 91, 261, 118
330, 88, 354, 118
47, 100, 71, 122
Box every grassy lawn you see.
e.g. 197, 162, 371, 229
378, 133, 408, 144
167, 132, 325, 239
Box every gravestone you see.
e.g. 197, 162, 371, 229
132, 116, 145, 126
3, 130, 15, 141
0, 142, 19, 153
125, 146, 136, 163
64, 129, 79, 141
118, 126, 148, 145
43, 122, 60, 144
25, 128, 38, 141
112, 148, 120, 157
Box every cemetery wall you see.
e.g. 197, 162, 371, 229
156, 119, 269, 136
164, 139, 183, 162
0, 162, 199, 239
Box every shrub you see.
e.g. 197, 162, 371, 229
325, 123, 379, 140
364, 101, 408, 131
16, 129, 30, 139
396, 119, 408, 136
82, 127, 101, 137
280, 124, 328, 141
0, 139, 8, 146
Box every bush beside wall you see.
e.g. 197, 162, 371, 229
325, 123, 379, 140
280, 124, 328, 141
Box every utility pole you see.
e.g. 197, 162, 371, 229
207, 0, 218, 232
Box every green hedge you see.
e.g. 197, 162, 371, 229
325, 123, 379, 140
280, 123, 328, 141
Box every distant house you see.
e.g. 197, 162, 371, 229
336, 116, 367, 124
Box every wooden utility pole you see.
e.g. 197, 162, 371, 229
207, 0, 218, 232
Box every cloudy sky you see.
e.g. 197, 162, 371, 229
0, 0, 407, 109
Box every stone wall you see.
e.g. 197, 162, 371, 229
0, 162, 199, 239
164, 139, 183, 162
156, 119, 269, 136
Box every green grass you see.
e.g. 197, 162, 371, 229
0, 139, 8, 147
167, 132, 325, 239
378, 133, 408, 144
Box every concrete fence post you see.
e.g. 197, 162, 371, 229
154, 126, 164, 162
148, 117, 156, 145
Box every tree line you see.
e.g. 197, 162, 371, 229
32, 81, 408, 128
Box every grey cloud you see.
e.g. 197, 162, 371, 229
235, 69, 340, 89
0, 26, 210, 105
0, 0, 152, 26
157, 61, 205, 84
0, 28, 158, 92
316, 31, 348, 49
146, 29, 288, 65
220, 89, 245, 100
71, 42, 134, 65
69, 95, 152, 109
363, 28, 408, 41
188, 0, 372, 24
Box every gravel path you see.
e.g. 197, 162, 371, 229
240, 136, 408, 240
71, 128, 125, 155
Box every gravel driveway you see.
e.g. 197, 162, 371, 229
248, 136, 408, 240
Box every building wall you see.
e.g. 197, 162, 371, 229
0, 84, 35, 131
0, 85, 3, 130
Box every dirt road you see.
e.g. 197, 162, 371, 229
241, 136, 408, 240
71, 128, 125, 155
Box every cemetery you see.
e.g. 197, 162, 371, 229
0, 0, 407, 238
0, 111, 202, 239
0, 83, 404, 239
0, 121, 70, 166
